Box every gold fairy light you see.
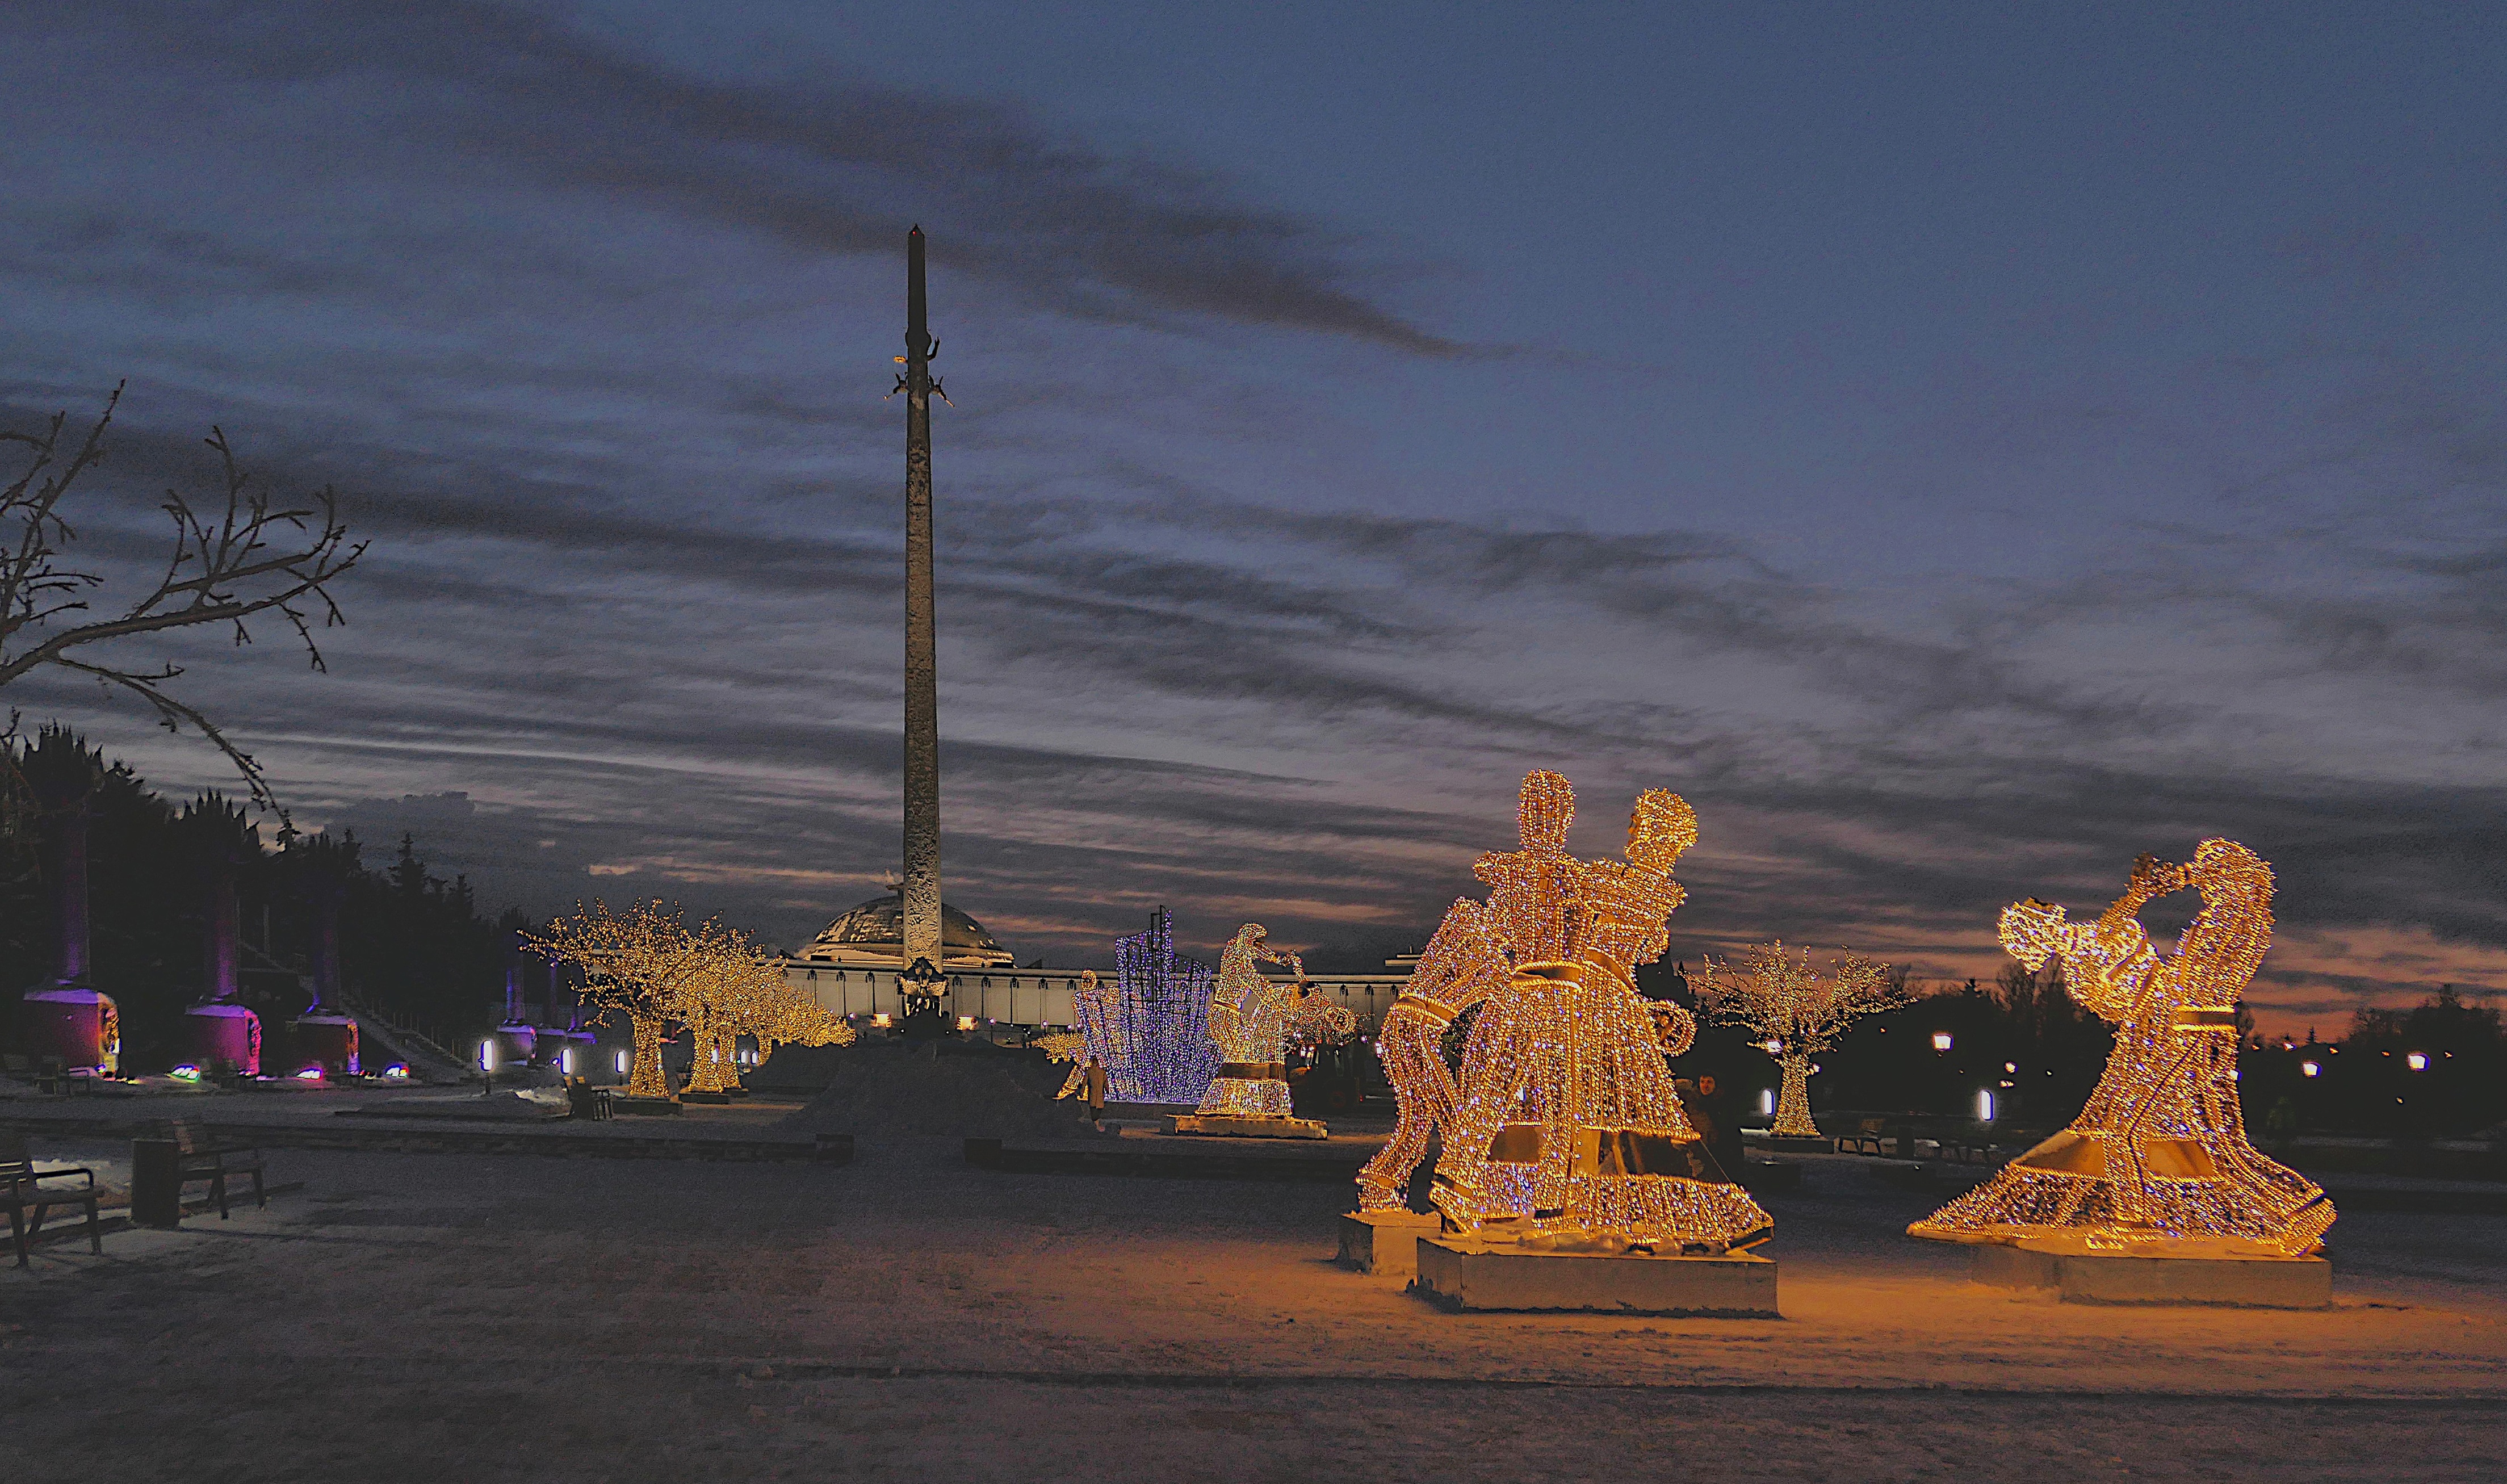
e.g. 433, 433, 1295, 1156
1354, 895, 1511, 1210
1910, 840, 2334, 1256
1395, 773, 1772, 1254
527, 900, 849, 1100
1192, 924, 1357, 1120
681, 933, 856, 1096
1694, 942, 1903, 1138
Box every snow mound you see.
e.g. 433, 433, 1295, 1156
772, 1040, 1116, 1139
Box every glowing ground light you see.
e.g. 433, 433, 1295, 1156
873, 1013, 892, 1029
1931, 1031, 1955, 1053
2407, 1052, 2430, 1071
294, 1067, 324, 1081
170, 1064, 202, 1081
383, 1064, 411, 1079
2301, 1060, 2320, 1078
957, 1015, 976, 1032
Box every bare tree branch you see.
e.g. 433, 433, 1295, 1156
1, 386, 364, 815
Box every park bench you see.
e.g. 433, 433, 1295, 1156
1837, 1117, 1891, 1156
166, 1120, 265, 1219
564, 1078, 613, 1121
3, 1131, 104, 1267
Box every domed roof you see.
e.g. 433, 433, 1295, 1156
798, 887, 1013, 966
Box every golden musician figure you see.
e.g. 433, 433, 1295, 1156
1911, 839, 2333, 1256
1192, 923, 1356, 1120
1368, 770, 1771, 1254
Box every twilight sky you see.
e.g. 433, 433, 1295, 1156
5, 1, 2502, 1029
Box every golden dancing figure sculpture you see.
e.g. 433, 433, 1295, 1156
1352, 896, 1510, 1211
1193, 924, 1357, 1119
1910, 840, 2334, 1256
1424, 772, 1772, 1254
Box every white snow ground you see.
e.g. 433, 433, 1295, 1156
1, 1134, 2500, 1482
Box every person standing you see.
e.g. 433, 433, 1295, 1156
1691, 1071, 1746, 1184
1081, 1057, 1109, 1127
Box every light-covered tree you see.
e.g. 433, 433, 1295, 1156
680, 942, 853, 1095
525, 900, 722, 1098
529, 901, 853, 1099
1695, 941, 1906, 1138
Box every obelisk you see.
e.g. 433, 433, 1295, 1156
899, 225, 943, 983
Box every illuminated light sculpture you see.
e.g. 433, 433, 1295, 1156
1043, 971, 1102, 1099
1164, 923, 1355, 1137
1109, 909, 1221, 1104
527, 900, 725, 1099
1353, 896, 1510, 1211
681, 936, 856, 1097
1417, 773, 1772, 1254
1695, 942, 1903, 1140
1910, 841, 2335, 1260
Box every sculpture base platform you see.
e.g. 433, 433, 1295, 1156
1160, 1114, 1328, 1139
1969, 1236, 2330, 1309
1762, 1135, 1833, 1154
608, 1096, 684, 1117
1412, 1236, 1778, 1316
1338, 1210, 1441, 1278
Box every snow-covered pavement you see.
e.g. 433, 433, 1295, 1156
3, 1133, 2500, 1481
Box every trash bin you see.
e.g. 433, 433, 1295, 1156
132, 1138, 183, 1227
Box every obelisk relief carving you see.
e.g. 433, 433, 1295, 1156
898, 225, 944, 993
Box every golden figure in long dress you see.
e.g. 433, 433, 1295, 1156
1911, 840, 2334, 1256
1194, 923, 1356, 1118
1419, 772, 1771, 1254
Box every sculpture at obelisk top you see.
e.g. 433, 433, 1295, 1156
896, 226, 945, 992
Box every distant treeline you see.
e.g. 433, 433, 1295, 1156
1645, 960, 2505, 1139
3, 731, 522, 1068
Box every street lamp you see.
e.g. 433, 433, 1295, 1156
1931, 1031, 1953, 1054
2406, 1051, 2429, 1072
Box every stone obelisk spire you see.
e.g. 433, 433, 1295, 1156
899, 225, 943, 982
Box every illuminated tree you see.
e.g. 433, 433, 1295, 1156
531, 902, 856, 1098
1695, 942, 1904, 1138
680, 939, 854, 1095
525, 900, 719, 1098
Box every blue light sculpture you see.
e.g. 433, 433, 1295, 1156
1109, 907, 1219, 1104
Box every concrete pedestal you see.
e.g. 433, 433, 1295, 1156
1412, 1236, 1779, 1316
1161, 1113, 1328, 1139
1338, 1210, 1441, 1278
1969, 1236, 2330, 1308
